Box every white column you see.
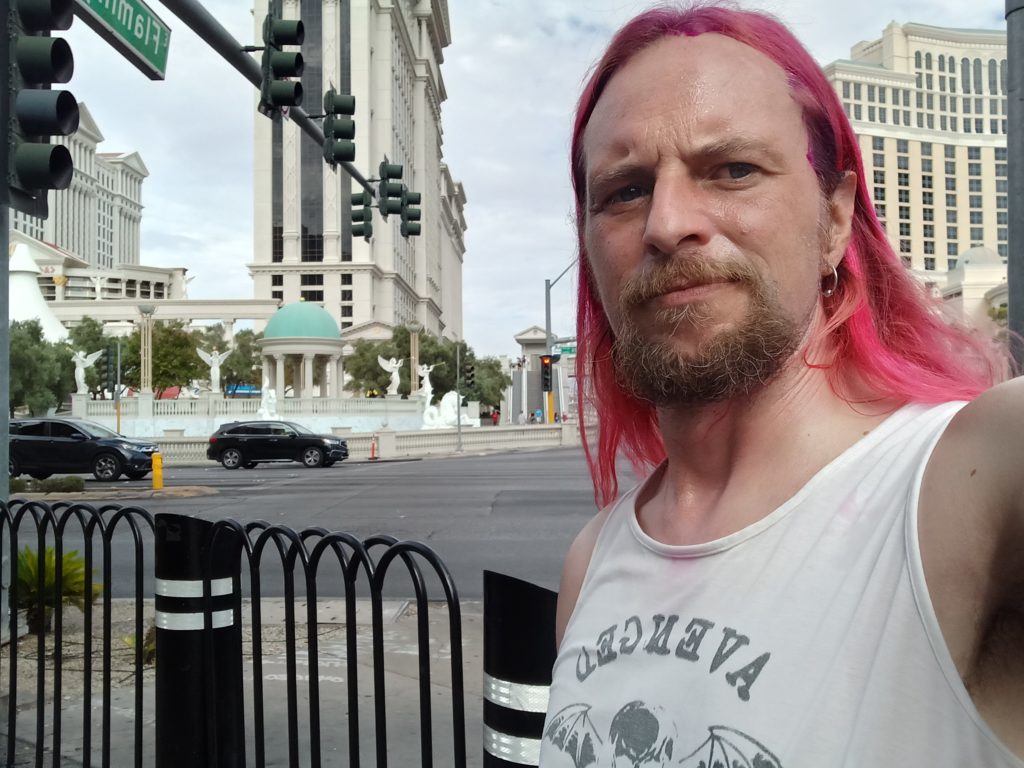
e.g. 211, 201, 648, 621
275, 353, 286, 400
329, 354, 341, 397
302, 354, 315, 399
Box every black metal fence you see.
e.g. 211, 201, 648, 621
0, 502, 469, 768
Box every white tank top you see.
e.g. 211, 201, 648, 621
541, 402, 1023, 767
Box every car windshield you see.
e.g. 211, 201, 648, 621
76, 421, 122, 439
285, 422, 315, 435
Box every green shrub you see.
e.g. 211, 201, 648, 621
15, 546, 103, 634
10, 476, 85, 494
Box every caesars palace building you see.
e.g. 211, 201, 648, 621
11, 17, 1009, 341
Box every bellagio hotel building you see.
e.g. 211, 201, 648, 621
824, 22, 1007, 286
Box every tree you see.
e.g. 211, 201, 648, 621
119, 321, 204, 393
67, 317, 111, 398
222, 329, 263, 395
9, 320, 70, 416
341, 327, 510, 407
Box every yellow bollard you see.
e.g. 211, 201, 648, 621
152, 452, 164, 491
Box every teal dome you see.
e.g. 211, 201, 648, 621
264, 302, 341, 339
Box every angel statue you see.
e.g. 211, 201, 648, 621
378, 355, 403, 397
197, 347, 232, 393
71, 349, 103, 394
417, 363, 437, 403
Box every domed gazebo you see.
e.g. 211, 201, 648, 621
258, 303, 348, 398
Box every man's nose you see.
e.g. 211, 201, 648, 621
642, 174, 714, 256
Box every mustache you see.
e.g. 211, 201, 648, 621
618, 258, 760, 308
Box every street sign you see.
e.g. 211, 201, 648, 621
74, 0, 171, 80
553, 344, 576, 356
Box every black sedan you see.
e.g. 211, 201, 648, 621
9, 417, 158, 481
206, 420, 349, 470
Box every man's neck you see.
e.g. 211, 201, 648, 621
637, 364, 898, 546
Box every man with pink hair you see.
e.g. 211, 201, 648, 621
540, 5, 1023, 767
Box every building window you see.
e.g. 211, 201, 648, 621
945, 178, 956, 191
341, 274, 352, 285
874, 187, 886, 201
948, 244, 959, 258
915, 51, 922, 68
300, 274, 324, 286
998, 227, 1008, 242
900, 240, 912, 253
899, 222, 911, 236
300, 290, 324, 302
899, 206, 911, 220
944, 161, 956, 176
947, 226, 958, 239
341, 306, 353, 318
946, 194, 957, 208
875, 204, 886, 219
897, 139, 908, 154
970, 212, 983, 225
873, 153, 885, 167
854, 105, 862, 120
341, 321, 353, 329
272, 290, 283, 301
996, 163, 1008, 178
854, 83, 862, 99
971, 227, 984, 241
341, 289, 352, 301
922, 208, 934, 222
995, 147, 1008, 161
897, 155, 909, 170
868, 106, 875, 122
921, 175, 932, 189
998, 212, 1008, 225
898, 172, 909, 187
898, 189, 910, 203
868, 85, 876, 101
999, 243, 1008, 257
924, 257, 935, 270
947, 258, 958, 269
997, 179, 1008, 193
944, 145, 955, 159
921, 159, 932, 173
923, 224, 934, 239
271, 274, 283, 286
873, 171, 885, 184
968, 146, 981, 160
968, 179, 982, 193
872, 136, 884, 150
843, 81, 851, 99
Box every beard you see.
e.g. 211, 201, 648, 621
610, 258, 806, 406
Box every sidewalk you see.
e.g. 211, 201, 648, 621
0, 598, 486, 767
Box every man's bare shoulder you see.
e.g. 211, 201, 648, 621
554, 507, 614, 648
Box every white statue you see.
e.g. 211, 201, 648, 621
197, 347, 231, 393
417, 363, 437, 403
71, 350, 103, 394
377, 355, 403, 397
257, 377, 278, 419
422, 391, 474, 429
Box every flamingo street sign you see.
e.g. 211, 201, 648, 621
73, 0, 171, 80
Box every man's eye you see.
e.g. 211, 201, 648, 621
718, 163, 756, 180
609, 184, 646, 204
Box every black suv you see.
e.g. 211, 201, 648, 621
206, 420, 349, 470
9, 418, 159, 481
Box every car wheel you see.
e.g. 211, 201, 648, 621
221, 448, 243, 470
92, 453, 123, 482
125, 470, 149, 480
9, 456, 20, 478
30, 472, 52, 480
243, 462, 257, 469
301, 447, 324, 468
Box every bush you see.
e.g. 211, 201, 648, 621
10, 476, 85, 494
16, 546, 103, 635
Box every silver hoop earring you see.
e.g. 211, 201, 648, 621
821, 265, 839, 298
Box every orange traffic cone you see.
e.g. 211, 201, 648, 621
369, 433, 378, 461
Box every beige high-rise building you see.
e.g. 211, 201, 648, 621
824, 22, 1007, 289
250, 0, 467, 343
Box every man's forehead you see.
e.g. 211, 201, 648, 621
583, 33, 801, 161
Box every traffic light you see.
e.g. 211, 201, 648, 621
351, 190, 373, 241
377, 161, 403, 219
105, 343, 116, 391
96, 347, 109, 391
540, 355, 553, 391
463, 363, 475, 388
400, 187, 421, 238
4, 0, 80, 218
322, 89, 355, 165
258, 13, 304, 116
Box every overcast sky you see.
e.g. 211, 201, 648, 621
63, 0, 1006, 358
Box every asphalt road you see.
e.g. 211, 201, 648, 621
16, 447, 627, 599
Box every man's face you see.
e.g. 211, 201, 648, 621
581, 34, 846, 405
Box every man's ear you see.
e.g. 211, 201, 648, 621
825, 171, 857, 268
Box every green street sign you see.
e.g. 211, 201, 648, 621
74, 0, 171, 80
553, 344, 576, 356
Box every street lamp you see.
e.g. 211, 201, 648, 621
543, 259, 577, 423
138, 304, 156, 394
408, 320, 423, 396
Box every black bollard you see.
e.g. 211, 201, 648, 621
482, 571, 559, 767
155, 513, 245, 768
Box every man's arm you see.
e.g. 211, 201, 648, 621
555, 509, 610, 648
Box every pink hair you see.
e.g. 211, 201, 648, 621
572, 4, 1008, 507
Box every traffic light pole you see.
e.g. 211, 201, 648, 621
157, 0, 373, 195
0, 203, 9, 503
